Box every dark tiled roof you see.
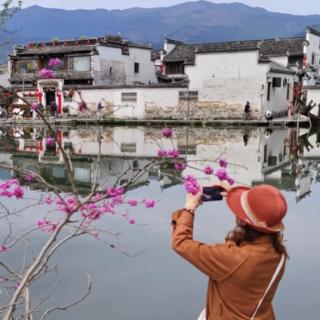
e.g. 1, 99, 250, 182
12, 36, 151, 57
306, 25, 320, 37
259, 37, 305, 57
163, 44, 197, 64
14, 45, 96, 56
163, 37, 305, 64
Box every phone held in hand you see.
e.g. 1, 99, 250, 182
201, 186, 225, 202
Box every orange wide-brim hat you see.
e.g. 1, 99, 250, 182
226, 185, 287, 234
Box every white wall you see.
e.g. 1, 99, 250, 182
264, 72, 294, 116
164, 42, 177, 55
185, 50, 269, 111
0, 64, 9, 87
94, 46, 126, 85
94, 45, 156, 86
127, 47, 156, 84
66, 87, 181, 119
269, 56, 288, 67
306, 31, 320, 68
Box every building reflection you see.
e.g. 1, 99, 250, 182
0, 126, 320, 201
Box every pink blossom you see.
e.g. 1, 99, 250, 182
101, 203, 114, 214
111, 195, 124, 206
167, 148, 180, 159
46, 137, 55, 146
204, 166, 214, 175
129, 218, 136, 225
143, 199, 156, 208
31, 102, 38, 111
13, 186, 24, 199
39, 68, 54, 79
91, 230, 99, 239
128, 200, 138, 207
44, 196, 53, 205
36, 219, 57, 232
0, 190, 13, 198
162, 128, 173, 138
107, 187, 124, 197
36, 219, 46, 227
86, 210, 102, 221
0, 245, 8, 253
184, 175, 201, 195
0, 181, 10, 190
0, 179, 18, 189
24, 175, 34, 182
157, 149, 167, 158
226, 176, 235, 186
219, 158, 228, 168
48, 57, 61, 67
174, 162, 187, 171
215, 168, 228, 181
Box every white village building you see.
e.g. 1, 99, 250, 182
160, 26, 320, 119
4, 27, 320, 120
6, 35, 158, 117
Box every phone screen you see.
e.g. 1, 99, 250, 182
201, 186, 224, 202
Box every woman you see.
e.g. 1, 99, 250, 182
172, 183, 288, 320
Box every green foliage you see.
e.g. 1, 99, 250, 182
0, 0, 22, 26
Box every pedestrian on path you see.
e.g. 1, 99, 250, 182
172, 181, 288, 320
97, 101, 104, 119
244, 101, 251, 120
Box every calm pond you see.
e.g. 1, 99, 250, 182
0, 125, 319, 320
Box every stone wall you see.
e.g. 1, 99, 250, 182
145, 100, 261, 120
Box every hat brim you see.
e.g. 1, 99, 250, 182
226, 186, 284, 234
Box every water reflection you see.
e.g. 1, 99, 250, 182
1, 125, 320, 319
1, 125, 320, 202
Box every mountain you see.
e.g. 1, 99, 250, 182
1, 1, 320, 61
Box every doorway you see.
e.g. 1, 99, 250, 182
45, 90, 56, 107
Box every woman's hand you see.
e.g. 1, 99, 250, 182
185, 189, 203, 212
214, 180, 232, 197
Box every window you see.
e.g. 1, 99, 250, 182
177, 144, 197, 155
15, 60, 38, 74
134, 63, 140, 74
179, 91, 198, 101
74, 168, 91, 183
263, 145, 268, 163
121, 92, 137, 103
120, 143, 136, 153
268, 156, 277, 166
312, 53, 315, 65
166, 62, 184, 74
272, 77, 281, 87
71, 56, 90, 72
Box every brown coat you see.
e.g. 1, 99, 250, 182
172, 209, 286, 320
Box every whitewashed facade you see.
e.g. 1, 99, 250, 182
161, 35, 317, 119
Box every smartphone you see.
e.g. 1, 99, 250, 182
201, 186, 225, 202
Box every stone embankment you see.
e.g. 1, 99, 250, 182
0, 116, 311, 128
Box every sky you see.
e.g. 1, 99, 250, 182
21, 0, 320, 16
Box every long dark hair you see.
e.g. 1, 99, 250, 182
225, 225, 288, 258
